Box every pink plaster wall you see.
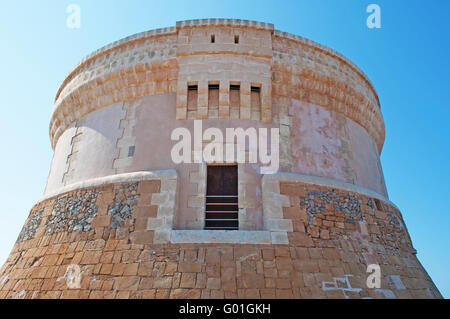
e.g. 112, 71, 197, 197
289, 99, 349, 181
44, 122, 76, 194
44, 102, 125, 195
45, 94, 387, 229
346, 118, 388, 196
67, 103, 125, 185
289, 99, 387, 196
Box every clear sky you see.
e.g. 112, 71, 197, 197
0, 0, 448, 298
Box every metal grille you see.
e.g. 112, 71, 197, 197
205, 195, 239, 230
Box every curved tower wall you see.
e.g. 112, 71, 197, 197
0, 19, 441, 299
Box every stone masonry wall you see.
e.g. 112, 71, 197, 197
0, 178, 441, 299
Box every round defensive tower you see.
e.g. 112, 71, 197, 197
0, 19, 441, 299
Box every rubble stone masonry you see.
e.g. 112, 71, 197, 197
0, 175, 441, 299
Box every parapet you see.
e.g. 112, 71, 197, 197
49, 19, 384, 152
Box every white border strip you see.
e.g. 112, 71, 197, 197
171, 230, 271, 245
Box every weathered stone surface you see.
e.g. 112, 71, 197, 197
16, 210, 43, 243
45, 191, 98, 234
0, 139, 440, 301
107, 182, 139, 229
0, 19, 440, 300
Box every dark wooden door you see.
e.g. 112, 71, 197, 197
207, 165, 238, 195
205, 166, 238, 230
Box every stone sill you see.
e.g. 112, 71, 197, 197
171, 230, 271, 245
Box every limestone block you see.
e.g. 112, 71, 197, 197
150, 193, 170, 206
161, 179, 177, 193
270, 231, 289, 245
240, 107, 251, 120
147, 218, 164, 230
153, 229, 172, 244
176, 106, 187, 120
188, 196, 205, 208
267, 218, 293, 232
197, 106, 208, 119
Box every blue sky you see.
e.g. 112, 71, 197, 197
0, 0, 448, 297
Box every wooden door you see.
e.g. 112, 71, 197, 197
205, 166, 238, 230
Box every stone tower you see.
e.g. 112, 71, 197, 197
0, 19, 441, 299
